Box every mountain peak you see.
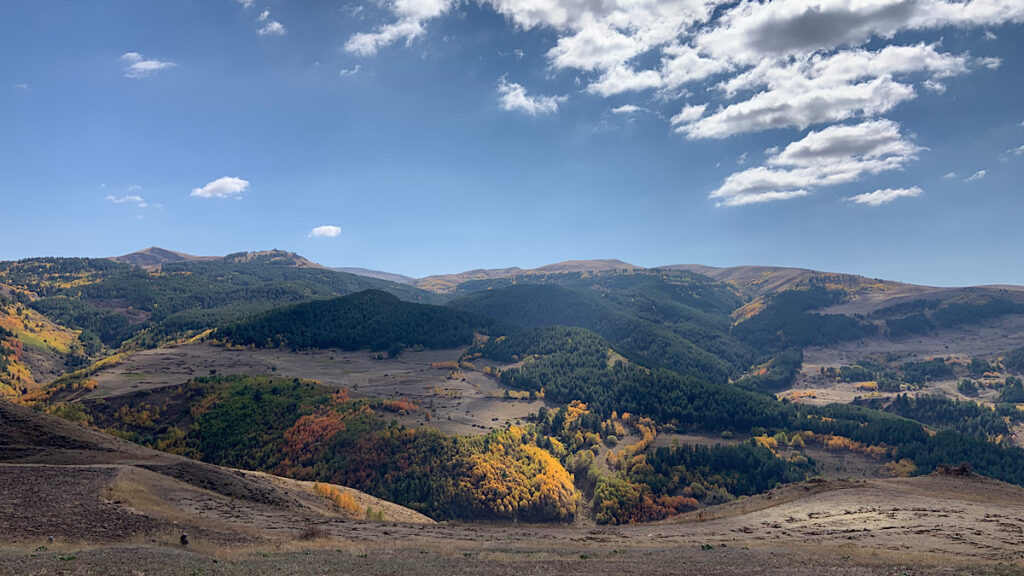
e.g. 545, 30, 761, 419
111, 247, 214, 270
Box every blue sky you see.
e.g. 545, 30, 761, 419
1, 0, 1022, 286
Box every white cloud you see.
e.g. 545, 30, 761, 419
586, 65, 663, 97
309, 225, 342, 238
257, 9, 270, 22
339, 65, 362, 77
846, 186, 923, 206
497, 77, 566, 115
547, 24, 641, 72
923, 79, 946, 94
670, 103, 706, 125
696, 0, 1024, 65
258, 20, 286, 36
679, 43, 968, 139
121, 52, 177, 79
344, 0, 1023, 114
345, 0, 456, 55
660, 43, 730, 89
610, 104, 644, 115
709, 119, 923, 206
964, 169, 986, 182
943, 171, 957, 179
235, 0, 254, 7
343, 0, 1023, 207
106, 194, 147, 206
977, 56, 1002, 69
11, 82, 29, 91
191, 176, 250, 198
1006, 145, 1024, 157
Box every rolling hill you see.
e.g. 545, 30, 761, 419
0, 397, 431, 548
216, 289, 500, 354
7, 249, 1024, 534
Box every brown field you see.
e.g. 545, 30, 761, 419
79, 343, 548, 435
4, 400, 1024, 575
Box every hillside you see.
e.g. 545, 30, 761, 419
0, 398, 432, 548
449, 274, 753, 384
0, 252, 441, 356
7, 395, 1024, 574
216, 289, 498, 354
9, 251, 1024, 533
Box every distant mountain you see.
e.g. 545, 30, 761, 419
662, 264, 1024, 318
113, 247, 325, 271
334, 267, 414, 284
411, 259, 640, 293
112, 246, 216, 270
0, 251, 442, 353
222, 249, 325, 269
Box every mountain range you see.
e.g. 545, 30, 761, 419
3, 245, 1024, 533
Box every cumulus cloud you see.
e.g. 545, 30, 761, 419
696, 0, 1024, 64
678, 43, 969, 139
586, 65, 663, 97
258, 20, 286, 36
345, 0, 456, 55
309, 225, 342, 238
121, 52, 176, 79
345, 0, 1022, 108
846, 186, 923, 206
344, 0, 1023, 206
943, 171, 957, 179
1006, 145, 1024, 157
670, 103, 706, 125
339, 65, 362, 77
191, 176, 250, 198
610, 104, 644, 115
497, 77, 566, 115
709, 119, 923, 206
235, 0, 254, 7
964, 169, 986, 182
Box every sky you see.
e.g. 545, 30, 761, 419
1, 0, 1023, 286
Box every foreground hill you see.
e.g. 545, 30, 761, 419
5, 394, 1024, 574
0, 398, 432, 547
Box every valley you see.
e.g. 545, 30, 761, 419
3, 249, 1024, 574
4, 400, 1024, 575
